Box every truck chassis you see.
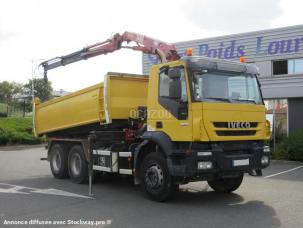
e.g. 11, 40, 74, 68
46, 129, 270, 201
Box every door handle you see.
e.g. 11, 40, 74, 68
180, 122, 189, 126
156, 121, 163, 128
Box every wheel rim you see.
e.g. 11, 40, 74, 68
145, 164, 164, 190
52, 150, 61, 173
70, 153, 82, 176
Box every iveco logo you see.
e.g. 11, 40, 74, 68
228, 122, 251, 128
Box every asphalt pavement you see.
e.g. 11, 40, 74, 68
0, 146, 302, 228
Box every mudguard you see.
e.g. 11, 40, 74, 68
134, 131, 173, 174
141, 131, 173, 155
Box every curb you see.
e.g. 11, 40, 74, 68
0, 144, 45, 151
270, 159, 303, 165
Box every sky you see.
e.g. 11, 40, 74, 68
0, 0, 303, 92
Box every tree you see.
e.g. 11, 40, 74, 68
24, 79, 53, 102
0, 81, 23, 104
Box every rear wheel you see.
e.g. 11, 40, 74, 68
49, 143, 68, 179
207, 174, 244, 193
140, 152, 178, 202
68, 145, 88, 184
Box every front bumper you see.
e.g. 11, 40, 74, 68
167, 141, 270, 181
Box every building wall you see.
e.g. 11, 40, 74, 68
260, 76, 303, 99
254, 61, 272, 77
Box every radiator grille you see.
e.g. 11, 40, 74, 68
216, 130, 256, 136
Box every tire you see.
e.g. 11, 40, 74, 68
49, 143, 68, 179
207, 174, 244, 193
140, 152, 178, 202
68, 145, 88, 184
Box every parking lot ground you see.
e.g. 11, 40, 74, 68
0, 146, 303, 228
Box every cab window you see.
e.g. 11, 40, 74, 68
158, 66, 188, 120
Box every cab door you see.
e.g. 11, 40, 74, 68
147, 64, 192, 141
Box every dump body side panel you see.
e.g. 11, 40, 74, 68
35, 83, 104, 135
34, 73, 148, 135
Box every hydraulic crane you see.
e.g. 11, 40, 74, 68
40, 31, 180, 80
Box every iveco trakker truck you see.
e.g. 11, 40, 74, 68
35, 32, 271, 201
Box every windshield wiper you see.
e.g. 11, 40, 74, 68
232, 99, 256, 104
204, 97, 232, 103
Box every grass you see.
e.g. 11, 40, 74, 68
0, 117, 42, 145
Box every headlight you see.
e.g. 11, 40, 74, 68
261, 155, 269, 165
265, 120, 272, 139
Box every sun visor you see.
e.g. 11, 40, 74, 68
183, 56, 259, 75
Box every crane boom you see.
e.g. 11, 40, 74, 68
40, 32, 180, 80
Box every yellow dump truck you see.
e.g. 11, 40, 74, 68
35, 57, 271, 201
36, 32, 271, 201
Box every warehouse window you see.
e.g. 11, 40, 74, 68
273, 58, 303, 75
273, 60, 288, 75
288, 58, 303, 74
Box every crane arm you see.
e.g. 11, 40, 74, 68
40, 32, 180, 80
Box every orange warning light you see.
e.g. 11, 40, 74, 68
239, 56, 247, 63
186, 48, 193, 56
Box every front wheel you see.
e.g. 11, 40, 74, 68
207, 174, 244, 193
140, 152, 178, 202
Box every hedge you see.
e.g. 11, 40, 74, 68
273, 129, 303, 161
0, 117, 42, 145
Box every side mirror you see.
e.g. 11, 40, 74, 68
169, 78, 181, 100
168, 68, 181, 79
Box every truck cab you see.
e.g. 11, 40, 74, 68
137, 56, 271, 200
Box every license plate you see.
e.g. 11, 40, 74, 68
233, 158, 249, 167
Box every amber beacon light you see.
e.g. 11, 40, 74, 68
239, 56, 247, 63
186, 48, 193, 56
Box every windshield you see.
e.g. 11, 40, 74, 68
191, 70, 263, 104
